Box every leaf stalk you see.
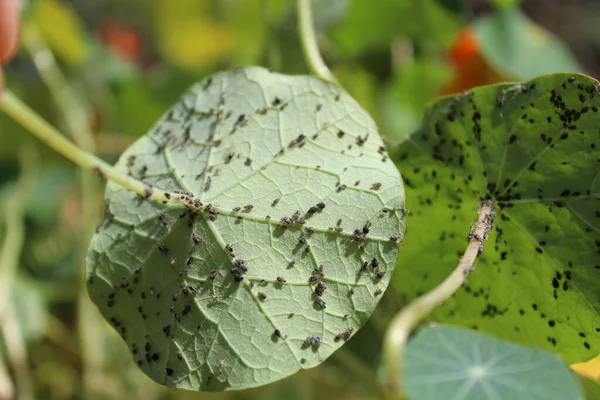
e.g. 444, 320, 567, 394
382, 200, 495, 399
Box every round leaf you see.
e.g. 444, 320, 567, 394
393, 73, 600, 363
405, 325, 583, 400
86, 67, 405, 391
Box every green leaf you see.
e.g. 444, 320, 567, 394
579, 374, 600, 400
404, 325, 583, 400
473, 8, 581, 80
393, 73, 600, 363
86, 67, 405, 391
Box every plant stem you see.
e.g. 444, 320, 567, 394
0, 149, 35, 400
0, 148, 34, 320
382, 200, 495, 399
23, 24, 109, 399
296, 0, 338, 84
23, 24, 95, 152
0, 90, 172, 203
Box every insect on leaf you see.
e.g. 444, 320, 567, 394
404, 325, 583, 400
86, 67, 405, 391
393, 73, 600, 363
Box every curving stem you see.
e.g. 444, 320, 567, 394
382, 200, 495, 399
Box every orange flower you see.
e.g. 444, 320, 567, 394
441, 28, 504, 95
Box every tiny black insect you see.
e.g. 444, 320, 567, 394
159, 246, 169, 254
376, 271, 385, 279
274, 329, 281, 337
361, 262, 368, 272
371, 258, 379, 268
313, 299, 326, 309
314, 281, 327, 297
193, 235, 200, 244
258, 292, 267, 300
276, 276, 287, 283
317, 202, 326, 209
299, 235, 307, 244
235, 275, 244, 282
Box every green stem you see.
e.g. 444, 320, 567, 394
296, 0, 338, 84
23, 24, 95, 153
382, 200, 495, 399
23, 24, 108, 399
0, 149, 36, 400
0, 90, 172, 203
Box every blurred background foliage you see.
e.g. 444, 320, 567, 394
0, 0, 598, 399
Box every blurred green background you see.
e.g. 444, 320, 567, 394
0, 0, 597, 399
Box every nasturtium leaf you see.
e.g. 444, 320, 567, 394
393, 73, 600, 363
86, 67, 405, 391
404, 325, 583, 400
473, 8, 581, 80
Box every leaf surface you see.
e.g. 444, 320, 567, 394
86, 67, 405, 391
404, 325, 583, 400
394, 73, 600, 363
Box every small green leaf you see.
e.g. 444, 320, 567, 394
86, 67, 405, 391
393, 73, 600, 363
404, 325, 583, 400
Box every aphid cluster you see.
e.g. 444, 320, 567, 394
304, 335, 322, 348
334, 328, 354, 342
230, 258, 247, 282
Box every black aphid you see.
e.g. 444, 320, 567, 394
159, 246, 169, 254
376, 271, 385, 278
314, 281, 327, 297
299, 235, 307, 244
313, 299, 326, 309
276, 276, 287, 283
317, 202, 326, 209
360, 262, 368, 272
258, 292, 267, 300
